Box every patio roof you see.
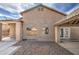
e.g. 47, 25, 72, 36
54, 8, 79, 26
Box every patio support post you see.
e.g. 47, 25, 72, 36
0, 23, 2, 41
16, 22, 22, 42
55, 26, 60, 43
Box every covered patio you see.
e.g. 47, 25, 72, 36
54, 10, 79, 54
54, 12, 79, 43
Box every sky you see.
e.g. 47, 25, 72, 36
0, 3, 79, 19
51, 3, 78, 13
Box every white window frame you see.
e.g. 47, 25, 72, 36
60, 27, 70, 39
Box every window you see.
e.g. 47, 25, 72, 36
60, 28, 64, 37
60, 27, 70, 39
65, 28, 70, 38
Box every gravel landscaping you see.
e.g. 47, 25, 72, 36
13, 40, 73, 55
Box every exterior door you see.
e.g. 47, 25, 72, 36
60, 27, 70, 39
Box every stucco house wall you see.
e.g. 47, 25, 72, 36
71, 27, 79, 40
21, 5, 66, 41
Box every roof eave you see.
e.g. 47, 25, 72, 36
20, 4, 67, 16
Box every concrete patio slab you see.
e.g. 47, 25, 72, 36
0, 40, 20, 55
0, 46, 20, 55
59, 42, 79, 55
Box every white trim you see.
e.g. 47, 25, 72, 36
60, 27, 70, 39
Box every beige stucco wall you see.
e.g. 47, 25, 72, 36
21, 6, 65, 41
71, 27, 79, 40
